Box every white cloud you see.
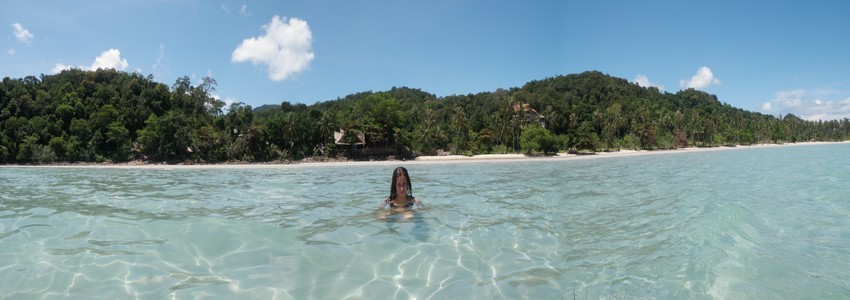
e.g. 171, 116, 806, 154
50, 63, 72, 74
7, 48, 15, 55
802, 98, 850, 121
12, 22, 34, 44
232, 16, 315, 81
239, 4, 251, 16
632, 74, 664, 91
152, 43, 165, 70
679, 66, 721, 90
90, 49, 129, 70
217, 95, 238, 113
51, 48, 130, 74
775, 89, 805, 108
762, 88, 850, 120
208, 90, 237, 113
220, 4, 231, 13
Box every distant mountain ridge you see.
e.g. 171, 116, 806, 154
252, 104, 280, 113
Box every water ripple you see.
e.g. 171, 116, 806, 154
2, 144, 850, 298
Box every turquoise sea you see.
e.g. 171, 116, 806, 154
1, 143, 849, 299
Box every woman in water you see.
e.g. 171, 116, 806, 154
378, 167, 424, 218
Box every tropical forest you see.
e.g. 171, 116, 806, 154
1, 69, 848, 164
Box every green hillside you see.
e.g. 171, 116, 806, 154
1, 69, 847, 164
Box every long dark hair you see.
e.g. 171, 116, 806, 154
388, 166, 413, 200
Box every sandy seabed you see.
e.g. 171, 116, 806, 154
4, 141, 846, 170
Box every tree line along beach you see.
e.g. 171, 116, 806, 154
1, 69, 848, 166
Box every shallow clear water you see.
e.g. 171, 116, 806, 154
1, 144, 849, 299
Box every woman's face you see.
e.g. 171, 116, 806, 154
395, 174, 408, 196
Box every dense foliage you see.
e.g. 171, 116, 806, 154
1, 69, 848, 164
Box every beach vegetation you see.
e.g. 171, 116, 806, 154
574, 121, 599, 152
1, 69, 849, 164
520, 125, 558, 155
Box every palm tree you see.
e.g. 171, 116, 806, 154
541, 105, 558, 131
415, 108, 444, 155
450, 106, 469, 154
317, 111, 335, 145
509, 112, 521, 152
283, 112, 298, 153
567, 111, 578, 150
490, 112, 510, 153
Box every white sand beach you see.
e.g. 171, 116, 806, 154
5, 141, 845, 170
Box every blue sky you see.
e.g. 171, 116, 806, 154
2, 1, 850, 120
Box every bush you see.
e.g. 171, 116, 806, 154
520, 126, 557, 155
491, 144, 509, 154
33, 145, 57, 164
556, 134, 570, 152
622, 134, 640, 150
49, 137, 66, 159
657, 132, 674, 150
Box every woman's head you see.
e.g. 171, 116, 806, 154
390, 167, 412, 198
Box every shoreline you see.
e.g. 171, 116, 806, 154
2, 141, 846, 169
